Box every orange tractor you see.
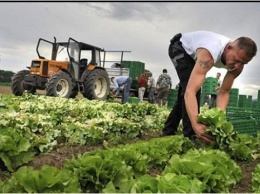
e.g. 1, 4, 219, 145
11, 37, 111, 99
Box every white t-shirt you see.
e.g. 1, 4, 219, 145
180, 31, 232, 70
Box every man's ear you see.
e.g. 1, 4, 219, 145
226, 43, 234, 51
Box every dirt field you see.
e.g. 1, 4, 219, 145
0, 85, 12, 94
0, 84, 258, 193
0, 85, 82, 97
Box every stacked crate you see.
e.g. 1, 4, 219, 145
122, 61, 145, 90
202, 77, 218, 95
227, 88, 239, 107
256, 107, 260, 132
252, 100, 258, 109
238, 94, 247, 108
226, 107, 260, 136
257, 90, 260, 109
256, 97, 260, 131
251, 90, 260, 109
247, 95, 253, 109
200, 77, 218, 105
226, 89, 260, 135
231, 119, 258, 136
167, 89, 178, 108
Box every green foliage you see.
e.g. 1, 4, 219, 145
0, 165, 81, 193
101, 147, 241, 193
1, 94, 260, 192
157, 173, 205, 193
64, 135, 193, 192
0, 70, 15, 83
197, 107, 227, 127
197, 107, 260, 161
0, 93, 169, 171
252, 164, 260, 192
163, 149, 242, 193
0, 128, 35, 172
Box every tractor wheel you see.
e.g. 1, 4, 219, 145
46, 72, 73, 98
82, 68, 110, 100
11, 70, 36, 96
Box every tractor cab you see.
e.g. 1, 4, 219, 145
66, 38, 105, 81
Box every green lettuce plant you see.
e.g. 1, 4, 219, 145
197, 107, 260, 161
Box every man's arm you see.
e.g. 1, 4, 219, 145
217, 67, 243, 110
184, 48, 214, 143
112, 79, 120, 96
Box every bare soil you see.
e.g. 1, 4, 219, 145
0, 85, 258, 193
0, 85, 12, 94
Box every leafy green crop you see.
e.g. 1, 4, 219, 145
0, 94, 170, 171
104, 172, 205, 193
197, 107, 260, 161
1, 94, 260, 193
197, 107, 227, 127
64, 135, 193, 192
0, 128, 35, 172
163, 149, 242, 193
102, 148, 242, 193
0, 165, 80, 193
252, 164, 260, 192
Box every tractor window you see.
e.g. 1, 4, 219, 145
68, 40, 80, 63
80, 50, 92, 62
56, 45, 69, 61
37, 40, 53, 60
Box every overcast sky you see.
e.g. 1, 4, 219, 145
1, 2, 260, 98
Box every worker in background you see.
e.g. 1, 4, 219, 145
209, 72, 222, 108
147, 72, 156, 103
137, 73, 148, 103
156, 69, 172, 106
111, 76, 132, 104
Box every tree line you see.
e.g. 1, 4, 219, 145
0, 70, 15, 83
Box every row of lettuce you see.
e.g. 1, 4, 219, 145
0, 94, 260, 192
1, 135, 260, 193
0, 94, 169, 171
0, 135, 250, 193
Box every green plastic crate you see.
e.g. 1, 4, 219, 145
230, 119, 257, 136
122, 61, 145, 81
128, 97, 139, 104
168, 89, 178, 98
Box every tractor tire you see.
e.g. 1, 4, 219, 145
82, 68, 110, 100
11, 70, 36, 96
46, 72, 73, 98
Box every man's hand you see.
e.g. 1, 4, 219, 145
193, 122, 214, 144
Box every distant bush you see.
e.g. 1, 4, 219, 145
0, 70, 15, 83
0, 82, 10, 86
